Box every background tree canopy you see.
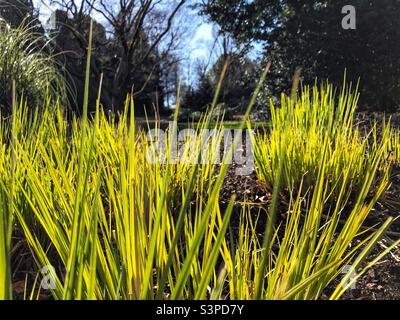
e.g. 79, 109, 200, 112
1, 0, 400, 115
200, 0, 400, 111
184, 53, 258, 113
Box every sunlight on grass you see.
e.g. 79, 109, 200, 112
0, 20, 399, 301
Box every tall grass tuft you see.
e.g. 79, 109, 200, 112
254, 83, 392, 194
0, 22, 398, 300
224, 138, 398, 299
0, 18, 66, 113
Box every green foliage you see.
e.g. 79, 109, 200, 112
254, 83, 392, 193
0, 94, 396, 299
184, 54, 259, 113
0, 22, 399, 301
201, 0, 400, 111
0, 19, 66, 113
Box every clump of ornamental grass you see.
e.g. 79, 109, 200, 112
253, 83, 392, 194
2, 75, 397, 300
0, 18, 67, 113
0, 22, 398, 300
223, 136, 398, 299
0, 23, 261, 299
8, 101, 230, 299
1, 76, 397, 300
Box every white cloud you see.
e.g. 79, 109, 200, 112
189, 23, 213, 59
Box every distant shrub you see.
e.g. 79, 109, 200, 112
0, 18, 66, 113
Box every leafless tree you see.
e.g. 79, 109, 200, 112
44, 0, 187, 109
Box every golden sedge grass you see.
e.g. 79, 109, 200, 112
0, 22, 399, 300
254, 83, 392, 195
